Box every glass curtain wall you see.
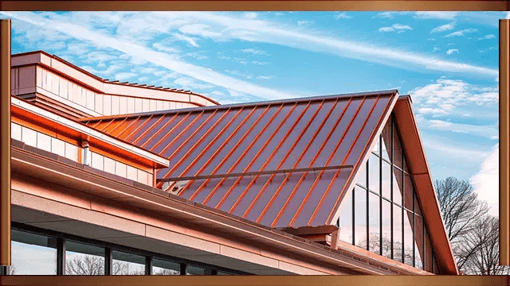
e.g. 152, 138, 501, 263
336, 115, 438, 274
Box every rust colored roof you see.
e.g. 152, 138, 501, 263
83, 90, 399, 228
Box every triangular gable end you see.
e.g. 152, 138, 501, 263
332, 96, 458, 275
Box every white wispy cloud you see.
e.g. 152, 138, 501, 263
3, 12, 294, 100
415, 12, 458, 20
378, 23, 412, 33
335, 12, 352, 19
172, 33, 199, 47
114, 72, 137, 81
431, 22, 455, 33
411, 78, 498, 117
478, 34, 496, 40
470, 144, 499, 217
446, 49, 458, 55
444, 28, 478, 38
428, 119, 498, 139
5, 11, 499, 93
240, 48, 267, 55
297, 20, 313, 26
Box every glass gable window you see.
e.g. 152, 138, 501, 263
334, 115, 435, 272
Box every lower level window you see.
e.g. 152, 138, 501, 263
11, 230, 57, 275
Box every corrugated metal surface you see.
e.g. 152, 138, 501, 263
83, 90, 398, 228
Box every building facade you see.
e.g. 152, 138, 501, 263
6, 51, 458, 275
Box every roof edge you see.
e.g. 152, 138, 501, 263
393, 96, 459, 275
81, 89, 399, 122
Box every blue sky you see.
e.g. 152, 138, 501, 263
1, 11, 506, 216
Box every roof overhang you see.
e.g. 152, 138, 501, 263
11, 96, 170, 169
10, 143, 431, 276
393, 95, 459, 275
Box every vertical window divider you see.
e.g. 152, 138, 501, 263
145, 256, 153, 275
412, 175, 415, 268
352, 185, 356, 246
105, 247, 112, 275
57, 237, 66, 275
180, 263, 187, 275
401, 154, 405, 264
390, 117, 394, 260
379, 135, 383, 256
365, 161, 370, 251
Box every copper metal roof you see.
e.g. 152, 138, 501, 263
83, 90, 399, 228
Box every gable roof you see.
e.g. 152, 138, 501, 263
82, 90, 399, 228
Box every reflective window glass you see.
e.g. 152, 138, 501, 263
381, 161, 391, 199
354, 187, 367, 249
187, 265, 204, 275
65, 241, 105, 275
152, 259, 180, 275
425, 230, 433, 272
356, 161, 367, 188
393, 128, 403, 168
22, 126, 37, 147
36, 132, 52, 152
372, 136, 380, 156
403, 210, 414, 266
393, 204, 403, 262
382, 121, 392, 161
369, 154, 380, 194
404, 175, 414, 211
11, 122, 22, 141
414, 216, 424, 270
368, 192, 380, 254
337, 189, 353, 244
393, 167, 403, 206
382, 200, 391, 258
112, 251, 145, 275
11, 229, 57, 275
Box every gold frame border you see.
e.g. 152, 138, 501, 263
500, 19, 510, 266
0, 1, 509, 284
0, 1, 509, 11
0, 19, 10, 267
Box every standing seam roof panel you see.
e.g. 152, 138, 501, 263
83, 91, 399, 228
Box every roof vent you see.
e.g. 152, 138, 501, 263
162, 180, 189, 195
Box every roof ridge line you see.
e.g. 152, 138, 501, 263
80, 89, 399, 122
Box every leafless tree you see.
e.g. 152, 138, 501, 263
65, 255, 145, 275
434, 177, 489, 244
435, 177, 510, 275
